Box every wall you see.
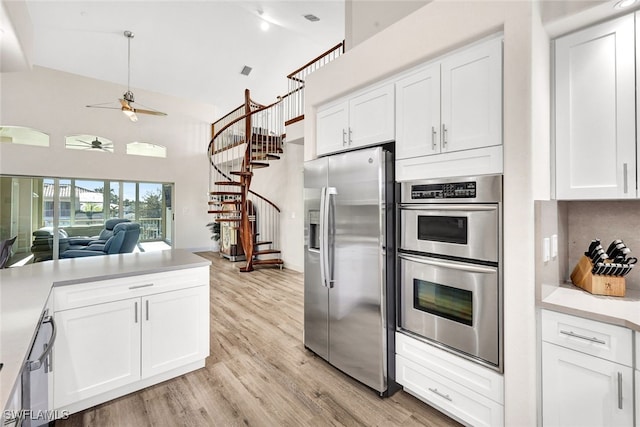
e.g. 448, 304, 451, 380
249, 142, 304, 272
344, 0, 430, 49
304, 1, 542, 424
0, 66, 216, 251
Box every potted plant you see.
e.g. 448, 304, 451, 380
206, 221, 221, 252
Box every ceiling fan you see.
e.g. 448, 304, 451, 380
86, 31, 167, 122
66, 136, 114, 153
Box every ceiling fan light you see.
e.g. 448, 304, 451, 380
123, 109, 138, 122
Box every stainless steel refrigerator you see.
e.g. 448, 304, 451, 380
303, 145, 397, 396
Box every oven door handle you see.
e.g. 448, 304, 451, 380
398, 253, 497, 274
399, 204, 497, 212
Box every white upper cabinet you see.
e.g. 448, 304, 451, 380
395, 36, 502, 162
554, 14, 636, 199
395, 65, 441, 159
441, 37, 502, 153
316, 83, 394, 157
317, 101, 349, 156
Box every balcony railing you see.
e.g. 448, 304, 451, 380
284, 41, 344, 124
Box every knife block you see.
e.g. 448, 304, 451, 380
570, 255, 625, 297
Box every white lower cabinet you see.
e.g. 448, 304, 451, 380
395, 332, 504, 427
541, 310, 633, 427
52, 267, 209, 412
54, 299, 142, 408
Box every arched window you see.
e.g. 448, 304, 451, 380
0, 126, 50, 146
126, 142, 167, 158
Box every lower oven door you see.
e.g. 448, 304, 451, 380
398, 252, 500, 368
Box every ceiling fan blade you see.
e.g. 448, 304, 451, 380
119, 98, 132, 109
133, 108, 167, 116
86, 104, 121, 110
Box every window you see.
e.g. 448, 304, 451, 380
0, 126, 49, 147
65, 134, 114, 153
126, 141, 167, 158
0, 175, 174, 266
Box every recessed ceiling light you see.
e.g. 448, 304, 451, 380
304, 14, 320, 22
260, 21, 270, 31
614, 0, 636, 8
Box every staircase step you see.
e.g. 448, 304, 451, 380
253, 259, 284, 266
255, 241, 272, 246
215, 218, 241, 222
252, 154, 280, 161
208, 210, 241, 215
214, 181, 244, 186
254, 249, 281, 256
220, 200, 242, 205
210, 191, 242, 196
250, 162, 269, 169
230, 171, 253, 177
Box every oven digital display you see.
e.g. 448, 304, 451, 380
417, 215, 468, 244
411, 181, 477, 199
413, 279, 473, 326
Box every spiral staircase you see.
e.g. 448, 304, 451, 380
208, 89, 285, 272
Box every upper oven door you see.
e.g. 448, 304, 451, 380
400, 203, 499, 262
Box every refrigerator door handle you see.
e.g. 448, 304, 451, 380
319, 186, 327, 288
325, 187, 337, 288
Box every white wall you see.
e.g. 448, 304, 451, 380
305, 1, 542, 424
344, 0, 430, 49
249, 142, 305, 272
0, 66, 216, 251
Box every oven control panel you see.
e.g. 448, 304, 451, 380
410, 181, 477, 199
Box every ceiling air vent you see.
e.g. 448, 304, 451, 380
304, 14, 320, 22
240, 65, 252, 76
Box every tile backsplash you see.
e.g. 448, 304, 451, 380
566, 200, 640, 291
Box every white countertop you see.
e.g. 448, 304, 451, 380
540, 283, 640, 331
0, 249, 210, 411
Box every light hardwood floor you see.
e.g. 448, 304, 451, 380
57, 253, 460, 427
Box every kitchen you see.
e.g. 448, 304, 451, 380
3, 0, 640, 426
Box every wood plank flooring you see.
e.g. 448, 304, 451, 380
56, 253, 461, 427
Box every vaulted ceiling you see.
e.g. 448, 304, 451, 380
20, 0, 345, 117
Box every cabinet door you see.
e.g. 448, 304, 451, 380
348, 83, 395, 149
441, 37, 502, 153
141, 286, 209, 378
395, 65, 441, 159
555, 14, 635, 199
53, 299, 141, 408
542, 342, 633, 427
317, 101, 349, 156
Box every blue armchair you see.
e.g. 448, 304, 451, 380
61, 222, 141, 258
67, 218, 131, 248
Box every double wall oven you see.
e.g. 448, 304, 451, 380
397, 175, 503, 372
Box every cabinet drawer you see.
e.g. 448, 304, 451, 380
54, 267, 209, 311
397, 354, 504, 427
396, 332, 503, 404
541, 309, 632, 366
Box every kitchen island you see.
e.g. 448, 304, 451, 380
0, 249, 210, 418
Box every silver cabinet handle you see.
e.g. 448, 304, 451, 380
442, 123, 448, 148
559, 330, 605, 344
348, 127, 353, 144
428, 387, 452, 402
342, 129, 347, 146
129, 283, 154, 290
431, 126, 437, 150
135, 301, 138, 323
146, 300, 150, 321
617, 372, 623, 409
623, 163, 628, 194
